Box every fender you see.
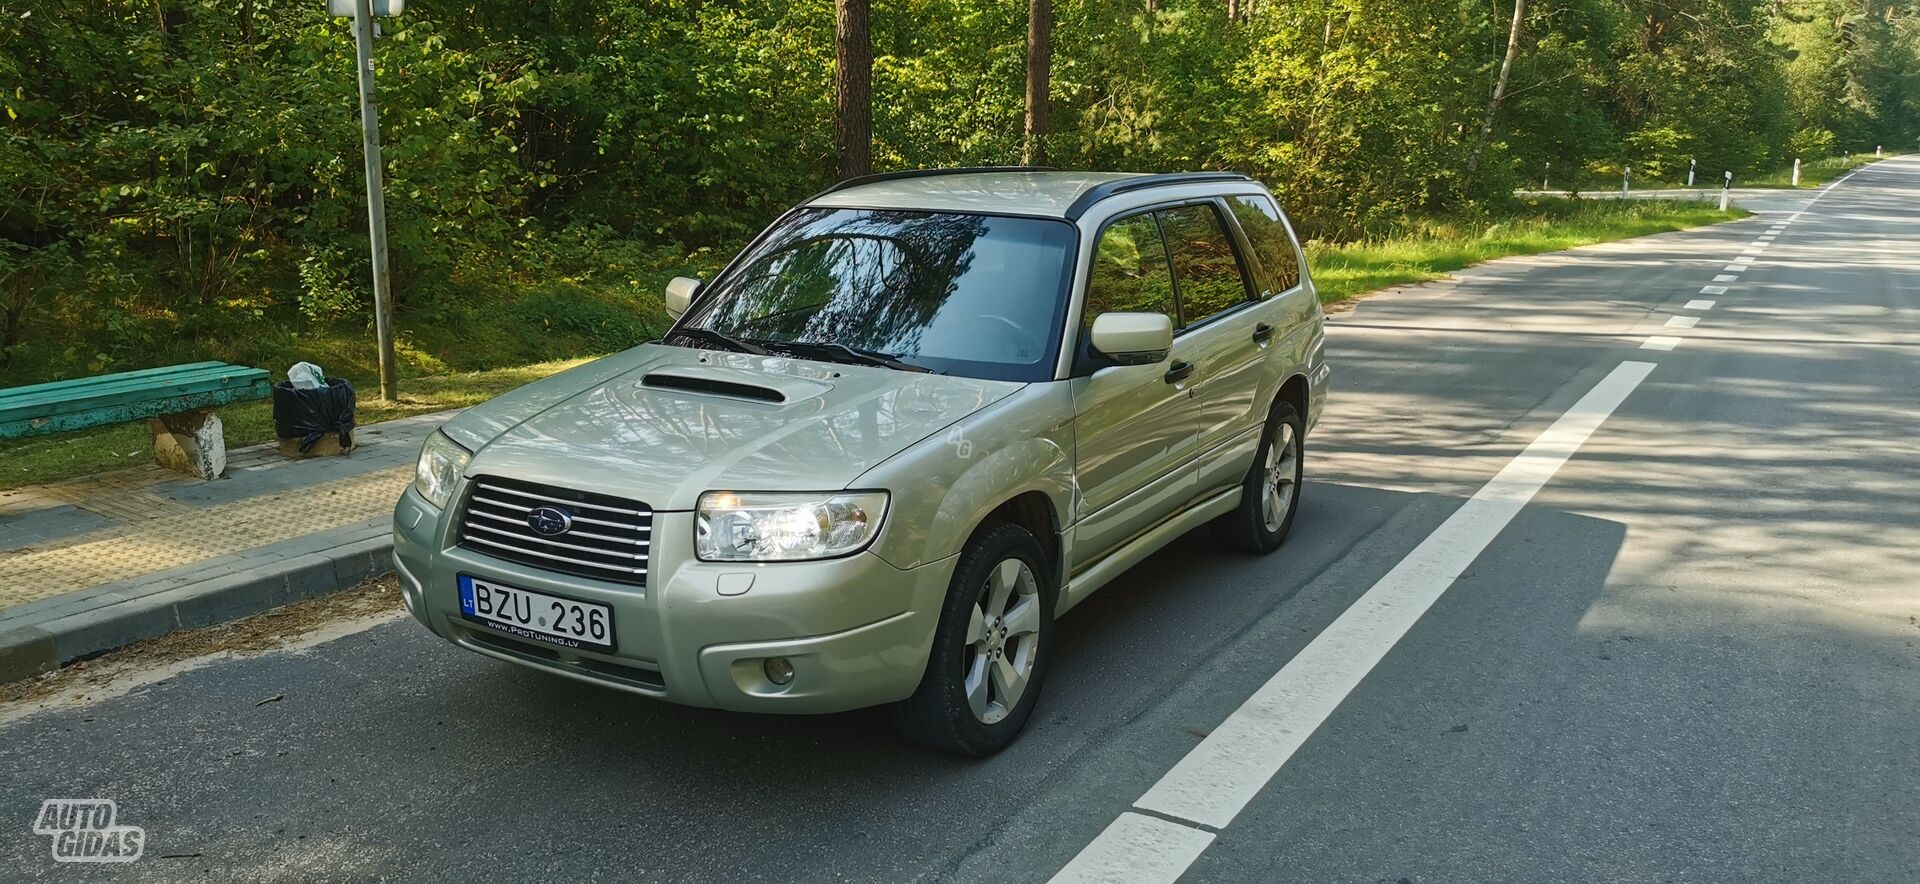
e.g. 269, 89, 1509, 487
856, 385, 1077, 571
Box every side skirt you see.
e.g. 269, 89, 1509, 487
1056, 486, 1242, 616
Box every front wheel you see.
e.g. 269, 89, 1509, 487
1212, 400, 1304, 553
891, 521, 1054, 756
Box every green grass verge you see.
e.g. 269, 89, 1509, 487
1738, 153, 1880, 188
0, 358, 593, 491
1, 196, 1742, 491
1554, 153, 1885, 193
1308, 198, 1745, 303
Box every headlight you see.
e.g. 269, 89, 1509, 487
413, 431, 472, 509
696, 491, 889, 562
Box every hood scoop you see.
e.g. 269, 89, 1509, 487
639, 365, 832, 405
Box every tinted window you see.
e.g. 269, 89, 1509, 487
678, 208, 1076, 381
1084, 212, 1176, 323
1228, 195, 1301, 293
1157, 203, 1253, 325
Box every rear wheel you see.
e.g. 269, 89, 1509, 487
1212, 400, 1304, 553
891, 521, 1054, 756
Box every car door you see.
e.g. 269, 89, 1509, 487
1154, 201, 1267, 495
1068, 210, 1201, 567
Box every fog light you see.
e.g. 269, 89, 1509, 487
763, 657, 795, 686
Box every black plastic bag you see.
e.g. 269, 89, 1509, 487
272, 377, 356, 454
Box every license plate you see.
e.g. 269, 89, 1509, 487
458, 575, 615, 652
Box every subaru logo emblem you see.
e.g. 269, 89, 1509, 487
526, 506, 573, 537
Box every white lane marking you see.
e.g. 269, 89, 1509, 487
1051, 813, 1216, 884
1048, 363, 1657, 871
1740, 246, 1765, 255
1685, 299, 1716, 310
1757, 235, 1775, 242
1700, 285, 1728, 295
1641, 336, 1681, 351
1665, 316, 1700, 329
1713, 274, 1739, 282
1786, 168, 1862, 221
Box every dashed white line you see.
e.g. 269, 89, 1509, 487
1641, 336, 1682, 351
1713, 274, 1739, 282
1051, 362, 1658, 883
1053, 814, 1215, 884
1700, 285, 1728, 295
1685, 299, 1716, 310
1665, 316, 1700, 329
1740, 247, 1765, 256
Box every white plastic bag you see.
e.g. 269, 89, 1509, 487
288, 362, 327, 390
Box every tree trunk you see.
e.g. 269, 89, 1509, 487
1023, 0, 1053, 166
834, 0, 872, 180
1226, 0, 1239, 24
1462, 0, 1525, 196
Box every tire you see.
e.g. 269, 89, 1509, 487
1211, 400, 1305, 554
891, 521, 1055, 756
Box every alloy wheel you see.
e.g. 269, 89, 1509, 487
963, 558, 1041, 724
1262, 422, 1300, 533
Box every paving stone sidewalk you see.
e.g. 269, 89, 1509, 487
0, 410, 453, 681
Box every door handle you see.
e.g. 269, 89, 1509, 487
1163, 360, 1194, 384
1252, 323, 1274, 344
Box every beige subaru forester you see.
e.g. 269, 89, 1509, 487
393, 169, 1330, 754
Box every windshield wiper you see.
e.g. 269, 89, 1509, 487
669, 327, 768, 355
767, 340, 933, 373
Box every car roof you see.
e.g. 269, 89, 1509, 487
807, 170, 1152, 218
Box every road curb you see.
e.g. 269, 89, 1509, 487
0, 526, 393, 684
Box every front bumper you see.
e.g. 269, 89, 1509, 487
393, 485, 956, 714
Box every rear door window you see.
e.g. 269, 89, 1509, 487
1155, 203, 1254, 326
1227, 194, 1302, 295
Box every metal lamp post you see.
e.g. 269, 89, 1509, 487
329, 0, 404, 401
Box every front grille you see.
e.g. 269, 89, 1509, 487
457, 475, 651, 586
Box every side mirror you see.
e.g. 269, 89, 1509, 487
664, 276, 701, 320
1087, 312, 1173, 366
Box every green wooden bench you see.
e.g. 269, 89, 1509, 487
0, 362, 272, 478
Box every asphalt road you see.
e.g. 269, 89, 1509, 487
6, 158, 1918, 883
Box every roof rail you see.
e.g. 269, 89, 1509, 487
807, 166, 1059, 202
1062, 171, 1254, 220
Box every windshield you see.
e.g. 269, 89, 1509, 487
673, 208, 1077, 381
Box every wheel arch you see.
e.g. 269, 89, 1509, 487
975, 491, 1064, 595
1277, 372, 1310, 431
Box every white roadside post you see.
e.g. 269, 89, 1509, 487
1791, 157, 1801, 187
1622, 165, 1630, 195
1542, 161, 1550, 192
1688, 158, 1696, 188
1876, 145, 1882, 157
329, 0, 405, 401
1720, 171, 1732, 211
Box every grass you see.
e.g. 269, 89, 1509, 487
1, 196, 1744, 491
1307, 197, 1745, 303
1544, 152, 1886, 194
1739, 153, 1880, 188
0, 357, 593, 491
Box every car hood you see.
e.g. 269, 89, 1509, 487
440, 344, 1023, 511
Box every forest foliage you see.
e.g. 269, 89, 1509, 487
2, 0, 1916, 384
